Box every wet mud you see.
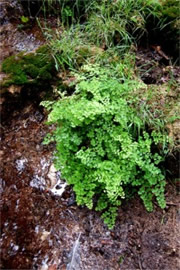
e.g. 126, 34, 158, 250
136, 46, 180, 85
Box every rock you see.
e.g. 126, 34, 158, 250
0, 45, 56, 93
0, 0, 23, 26
40, 231, 51, 242
8, 85, 22, 94
47, 164, 67, 197
47, 164, 57, 188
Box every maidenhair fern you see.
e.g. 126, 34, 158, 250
42, 63, 168, 228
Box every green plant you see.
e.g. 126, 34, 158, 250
46, 0, 174, 73
50, 26, 88, 70
44, 0, 178, 72
1, 45, 55, 87
161, 0, 180, 19
42, 63, 169, 228
49, 25, 105, 71
42, 0, 96, 25
21, 15, 29, 23
83, 0, 163, 48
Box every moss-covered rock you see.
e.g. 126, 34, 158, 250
1, 45, 55, 89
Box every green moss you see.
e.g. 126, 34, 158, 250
1, 45, 55, 87
2, 54, 28, 85
23, 64, 39, 79
39, 65, 52, 81
161, 0, 179, 19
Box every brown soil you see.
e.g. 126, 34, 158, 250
136, 47, 180, 85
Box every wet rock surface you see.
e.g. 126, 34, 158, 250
0, 22, 44, 63
0, 90, 179, 270
0, 0, 44, 63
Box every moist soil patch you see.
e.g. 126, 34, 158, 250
136, 46, 180, 85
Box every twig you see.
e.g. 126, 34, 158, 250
166, 202, 179, 206
138, 255, 143, 270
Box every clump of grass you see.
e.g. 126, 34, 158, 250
50, 26, 91, 70
42, 0, 96, 25
47, 0, 175, 72
84, 0, 163, 48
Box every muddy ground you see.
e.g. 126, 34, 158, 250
0, 2, 180, 269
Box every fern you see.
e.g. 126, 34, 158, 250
42, 64, 168, 228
